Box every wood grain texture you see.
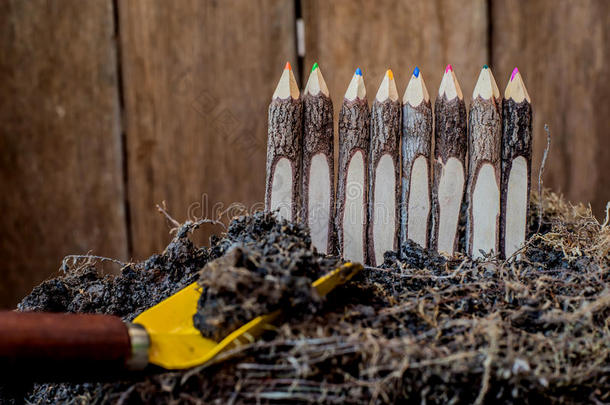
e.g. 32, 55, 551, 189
303, 0, 488, 133
0, 0, 127, 308
491, 0, 610, 218
119, 0, 297, 258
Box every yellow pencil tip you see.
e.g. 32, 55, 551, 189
387, 69, 394, 80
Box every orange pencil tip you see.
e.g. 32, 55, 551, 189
284, 62, 292, 70
387, 69, 394, 80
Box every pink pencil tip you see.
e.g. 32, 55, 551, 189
445, 64, 453, 73
511, 67, 519, 81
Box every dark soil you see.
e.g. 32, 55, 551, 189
194, 213, 338, 340
2, 191, 609, 404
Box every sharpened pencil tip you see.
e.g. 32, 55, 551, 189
284, 61, 292, 71
355, 67, 362, 76
445, 64, 453, 73
511, 67, 519, 81
387, 69, 394, 80
483, 64, 489, 69
413, 66, 420, 78
311, 62, 319, 72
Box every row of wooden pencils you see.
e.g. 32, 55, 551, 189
264, 62, 532, 266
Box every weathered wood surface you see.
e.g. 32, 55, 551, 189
0, 0, 127, 307
119, 0, 297, 258
492, 0, 609, 218
303, 0, 488, 129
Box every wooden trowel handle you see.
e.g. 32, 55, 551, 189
0, 311, 149, 380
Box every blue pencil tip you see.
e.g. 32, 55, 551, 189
413, 66, 420, 78
355, 67, 362, 76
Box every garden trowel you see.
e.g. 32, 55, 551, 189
0, 262, 361, 379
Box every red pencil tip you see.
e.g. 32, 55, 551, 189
445, 64, 453, 73
284, 62, 292, 71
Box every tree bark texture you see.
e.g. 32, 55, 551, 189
466, 96, 502, 257
500, 98, 532, 258
400, 100, 432, 250
335, 98, 370, 262
302, 92, 335, 253
367, 99, 401, 266
265, 98, 303, 222
430, 96, 467, 253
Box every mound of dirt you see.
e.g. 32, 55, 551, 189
2, 191, 609, 404
194, 213, 339, 340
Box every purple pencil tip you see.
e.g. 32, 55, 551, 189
511, 67, 519, 81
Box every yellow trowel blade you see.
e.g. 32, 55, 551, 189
133, 261, 362, 370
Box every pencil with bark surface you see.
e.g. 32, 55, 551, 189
400, 66, 432, 251
368, 69, 400, 266
466, 65, 502, 259
500, 67, 532, 259
301, 62, 335, 254
265, 62, 302, 222
336, 67, 369, 263
430, 65, 467, 256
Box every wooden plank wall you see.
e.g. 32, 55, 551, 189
492, 0, 610, 217
0, 0, 127, 307
0, 0, 608, 307
118, 0, 296, 259
303, 0, 488, 117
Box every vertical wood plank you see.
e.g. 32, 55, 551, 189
119, 0, 297, 258
492, 0, 609, 218
303, 0, 488, 123
0, 0, 127, 307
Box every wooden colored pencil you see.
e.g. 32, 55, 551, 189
466, 65, 502, 258
400, 67, 432, 249
368, 69, 400, 266
301, 62, 335, 254
264, 62, 302, 222
430, 65, 467, 256
500, 67, 532, 259
335, 67, 369, 263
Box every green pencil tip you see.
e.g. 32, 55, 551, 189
311, 62, 319, 72
483, 64, 489, 69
